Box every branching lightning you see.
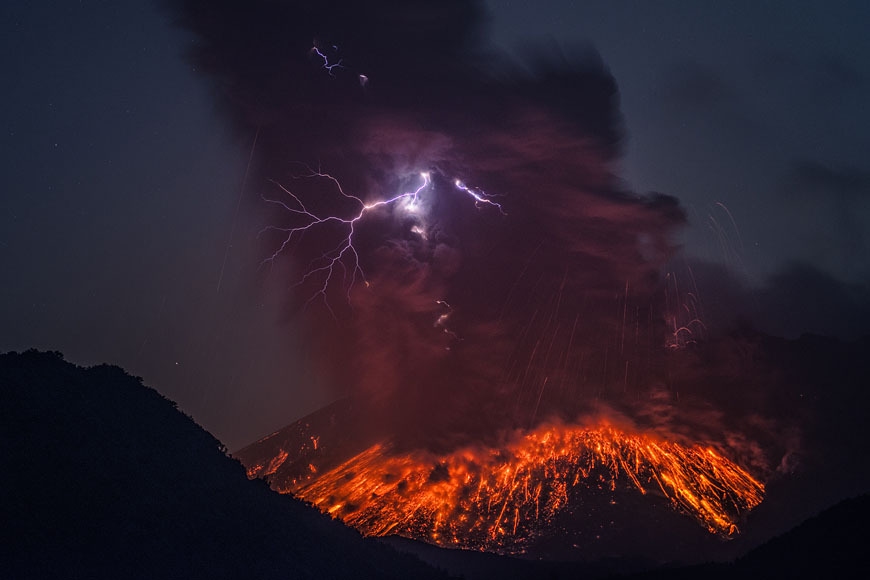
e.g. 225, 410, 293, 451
310, 43, 343, 76
310, 42, 368, 86
262, 169, 504, 312
454, 179, 507, 215
262, 171, 429, 312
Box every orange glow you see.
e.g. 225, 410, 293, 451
252, 423, 764, 551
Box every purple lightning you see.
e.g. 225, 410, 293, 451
310, 44, 343, 76
262, 169, 506, 314
309, 42, 369, 87
262, 170, 431, 313
453, 179, 506, 215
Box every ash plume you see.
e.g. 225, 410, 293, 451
162, 0, 786, 466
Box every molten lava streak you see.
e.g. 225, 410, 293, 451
250, 423, 764, 551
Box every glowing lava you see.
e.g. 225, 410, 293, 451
246, 422, 764, 552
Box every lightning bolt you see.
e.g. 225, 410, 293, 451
310, 41, 369, 87
310, 44, 343, 76
262, 170, 430, 314
262, 169, 505, 314
454, 179, 506, 215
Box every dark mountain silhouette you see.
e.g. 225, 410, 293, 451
231, 330, 870, 578
735, 493, 870, 577
0, 350, 449, 580
3, 339, 868, 580
612, 493, 870, 579
235, 395, 751, 566
368, 494, 870, 580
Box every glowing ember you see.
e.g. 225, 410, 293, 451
250, 423, 764, 552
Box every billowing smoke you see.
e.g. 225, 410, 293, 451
162, 0, 791, 466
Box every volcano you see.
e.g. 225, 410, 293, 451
234, 395, 764, 560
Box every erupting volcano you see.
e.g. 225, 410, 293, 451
236, 401, 765, 554
171, 0, 780, 560
232, 155, 769, 553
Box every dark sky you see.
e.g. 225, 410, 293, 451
2, 0, 869, 451
487, 0, 870, 286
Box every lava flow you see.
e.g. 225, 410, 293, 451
245, 421, 764, 552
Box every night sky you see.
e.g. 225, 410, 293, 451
3, 0, 869, 456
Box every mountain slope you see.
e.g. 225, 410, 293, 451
0, 350, 449, 580
615, 493, 870, 579
734, 492, 870, 577
236, 400, 756, 564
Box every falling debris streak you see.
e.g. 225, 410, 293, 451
217, 127, 260, 294
665, 270, 707, 349
259, 424, 764, 552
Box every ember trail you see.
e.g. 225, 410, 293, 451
247, 423, 764, 552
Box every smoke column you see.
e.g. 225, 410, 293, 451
163, 0, 785, 471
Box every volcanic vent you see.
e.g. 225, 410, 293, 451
169, 0, 772, 558
235, 397, 764, 555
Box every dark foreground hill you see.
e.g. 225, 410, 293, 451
3, 348, 869, 580
0, 350, 449, 580
614, 493, 870, 579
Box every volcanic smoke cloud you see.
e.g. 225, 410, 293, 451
165, 0, 780, 470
